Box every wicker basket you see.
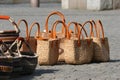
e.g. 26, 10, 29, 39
64, 21, 93, 64
91, 20, 110, 62
9, 37, 37, 75
0, 40, 13, 80
36, 20, 67, 65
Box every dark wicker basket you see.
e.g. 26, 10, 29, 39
9, 37, 37, 75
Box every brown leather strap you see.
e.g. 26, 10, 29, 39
82, 21, 93, 38
90, 20, 98, 37
17, 19, 29, 39
97, 20, 105, 39
67, 22, 81, 39
44, 11, 66, 33
28, 22, 40, 40
0, 15, 10, 20
51, 20, 67, 39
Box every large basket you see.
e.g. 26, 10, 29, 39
64, 21, 93, 64
9, 37, 37, 75
0, 40, 13, 80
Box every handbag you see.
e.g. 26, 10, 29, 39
64, 21, 93, 64
36, 20, 67, 65
91, 20, 110, 62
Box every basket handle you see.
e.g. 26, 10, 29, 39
0, 15, 10, 20
97, 20, 105, 43
17, 19, 29, 39
0, 16, 20, 33
28, 22, 41, 40
51, 20, 67, 39
90, 20, 98, 37
44, 11, 66, 33
67, 22, 88, 39
82, 21, 93, 38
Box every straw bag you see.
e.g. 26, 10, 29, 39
91, 20, 110, 62
17, 19, 40, 53
36, 20, 67, 65
41, 11, 66, 39
9, 37, 37, 74
64, 21, 93, 64
0, 15, 20, 51
0, 40, 13, 80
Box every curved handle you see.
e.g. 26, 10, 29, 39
0, 15, 10, 20
67, 22, 80, 39
90, 20, 98, 37
44, 11, 66, 33
28, 22, 40, 40
82, 21, 93, 38
17, 19, 29, 39
51, 20, 67, 39
97, 20, 105, 43
0, 16, 20, 33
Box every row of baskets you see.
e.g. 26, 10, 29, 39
0, 11, 110, 79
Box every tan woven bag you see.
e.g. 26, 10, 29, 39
17, 19, 40, 53
64, 21, 93, 64
91, 20, 110, 62
36, 20, 67, 65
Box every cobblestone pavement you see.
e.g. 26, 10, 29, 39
0, 3, 120, 80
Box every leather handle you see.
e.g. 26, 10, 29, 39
90, 20, 98, 37
97, 20, 105, 39
67, 22, 81, 39
28, 22, 40, 40
17, 19, 29, 39
44, 11, 66, 33
0, 15, 10, 20
82, 21, 93, 38
51, 20, 67, 39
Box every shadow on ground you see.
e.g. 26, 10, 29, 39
10, 69, 59, 80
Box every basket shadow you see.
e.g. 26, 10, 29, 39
10, 69, 59, 80
109, 59, 120, 63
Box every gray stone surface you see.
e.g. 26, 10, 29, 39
0, 3, 120, 80
113, 0, 120, 9
87, 0, 113, 10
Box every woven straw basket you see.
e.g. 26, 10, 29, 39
36, 20, 67, 65
64, 21, 93, 64
91, 20, 110, 62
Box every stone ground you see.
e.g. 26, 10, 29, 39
0, 3, 120, 80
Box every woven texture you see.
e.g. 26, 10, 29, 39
64, 38, 93, 64
37, 39, 59, 65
